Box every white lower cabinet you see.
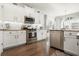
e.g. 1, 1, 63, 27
17, 31, 26, 45
64, 31, 79, 55
3, 31, 26, 49
37, 30, 43, 40
37, 30, 47, 40
3, 31, 17, 48
0, 31, 3, 55
42, 30, 47, 39
64, 38, 78, 55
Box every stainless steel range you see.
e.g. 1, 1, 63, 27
26, 28, 37, 43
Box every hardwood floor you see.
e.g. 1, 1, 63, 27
49, 48, 69, 56
1, 40, 48, 56
1, 41, 69, 56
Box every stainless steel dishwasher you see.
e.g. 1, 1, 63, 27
50, 30, 64, 50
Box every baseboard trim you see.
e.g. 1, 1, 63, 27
3, 43, 26, 51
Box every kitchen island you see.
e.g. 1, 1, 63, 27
50, 29, 79, 56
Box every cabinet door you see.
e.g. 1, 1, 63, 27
76, 39, 79, 55
40, 14, 44, 27
34, 12, 39, 24
14, 6, 25, 23
3, 31, 17, 48
17, 31, 26, 45
9, 31, 17, 47
37, 30, 47, 40
42, 30, 47, 39
3, 31, 10, 48
37, 30, 43, 40
0, 5, 3, 20
0, 31, 3, 55
3, 4, 15, 21
64, 38, 78, 55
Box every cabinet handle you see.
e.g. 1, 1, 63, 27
17, 35, 19, 38
76, 36, 79, 39
77, 42, 79, 46
9, 32, 12, 34
15, 35, 16, 39
41, 33, 43, 35
69, 33, 72, 35
64, 38, 65, 41
1, 43, 3, 45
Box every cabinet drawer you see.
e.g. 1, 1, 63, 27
64, 31, 78, 38
64, 36, 76, 39
64, 32, 78, 35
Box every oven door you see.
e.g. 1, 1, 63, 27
28, 32, 37, 38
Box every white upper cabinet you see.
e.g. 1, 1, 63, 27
13, 5, 25, 23
2, 4, 25, 23
3, 4, 15, 21
0, 4, 44, 24
0, 5, 3, 20
34, 12, 39, 24
34, 11, 44, 26
24, 6, 35, 17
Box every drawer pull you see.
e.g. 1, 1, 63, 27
76, 36, 79, 39
77, 42, 79, 46
69, 33, 72, 35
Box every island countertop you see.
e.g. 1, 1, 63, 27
50, 29, 79, 32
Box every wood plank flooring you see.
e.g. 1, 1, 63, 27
49, 48, 69, 56
1, 40, 48, 56
1, 44, 69, 56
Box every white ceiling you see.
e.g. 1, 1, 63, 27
26, 3, 79, 17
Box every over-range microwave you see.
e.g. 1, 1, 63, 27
24, 16, 35, 24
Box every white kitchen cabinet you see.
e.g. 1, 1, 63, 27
3, 31, 17, 48
77, 39, 79, 55
34, 11, 44, 26
3, 4, 25, 23
0, 5, 3, 20
14, 5, 25, 23
64, 31, 79, 55
3, 4, 15, 21
34, 12, 39, 24
25, 6, 35, 17
37, 30, 43, 40
64, 38, 78, 55
3, 31, 10, 48
37, 30, 47, 40
0, 31, 3, 55
3, 30, 26, 49
17, 31, 26, 45
42, 30, 47, 39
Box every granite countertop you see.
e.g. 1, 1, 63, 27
50, 30, 63, 31
63, 29, 79, 32
50, 29, 79, 32
0, 29, 26, 31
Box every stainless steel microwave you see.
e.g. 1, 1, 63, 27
24, 16, 35, 24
